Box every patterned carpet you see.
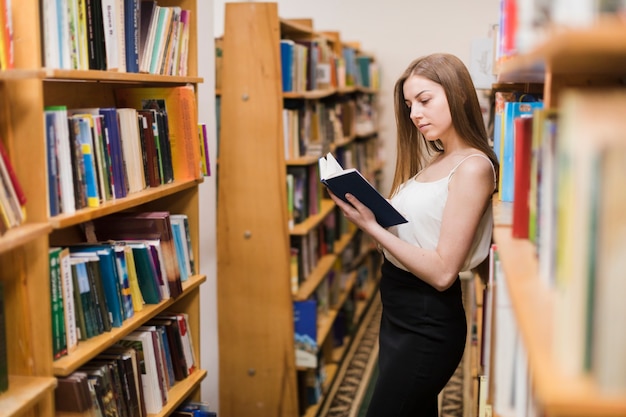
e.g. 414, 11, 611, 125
319, 282, 469, 417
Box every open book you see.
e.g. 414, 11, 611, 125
319, 153, 408, 228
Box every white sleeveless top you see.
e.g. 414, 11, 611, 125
383, 154, 496, 272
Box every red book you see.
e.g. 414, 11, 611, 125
0, 139, 26, 206
512, 115, 533, 238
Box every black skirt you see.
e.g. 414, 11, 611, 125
365, 259, 467, 417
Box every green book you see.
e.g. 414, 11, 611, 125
71, 262, 89, 341
49, 247, 67, 359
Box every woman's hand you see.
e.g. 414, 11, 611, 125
327, 189, 378, 232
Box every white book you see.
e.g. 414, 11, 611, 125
117, 108, 146, 193
119, 330, 164, 414
101, 0, 120, 70
46, 106, 76, 214
57, 247, 78, 353
41, 0, 60, 68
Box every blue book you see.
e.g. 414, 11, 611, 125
71, 115, 100, 207
319, 152, 407, 228
501, 100, 544, 202
99, 107, 127, 199
70, 245, 125, 328
170, 222, 189, 281
124, 0, 140, 73
114, 247, 135, 320
280, 40, 294, 92
293, 299, 317, 368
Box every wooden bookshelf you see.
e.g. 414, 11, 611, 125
217, 2, 382, 416
0, 0, 209, 415
491, 17, 626, 406
496, 17, 626, 107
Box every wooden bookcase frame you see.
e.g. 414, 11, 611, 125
0, 1, 207, 416
217, 2, 382, 416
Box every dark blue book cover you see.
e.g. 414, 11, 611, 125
280, 40, 294, 92
99, 108, 127, 199
124, 0, 140, 73
319, 153, 408, 228
294, 300, 317, 368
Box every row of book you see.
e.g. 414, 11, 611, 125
41, 0, 192, 75
501, 88, 626, 392
54, 312, 198, 416
279, 38, 379, 93
49, 210, 195, 359
45, 85, 204, 217
0, 138, 26, 235
282, 92, 378, 161
493, 91, 543, 206
484, 245, 538, 417
496, 0, 626, 65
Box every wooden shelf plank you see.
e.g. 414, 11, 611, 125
0, 222, 51, 254
0, 376, 57, 417
152, 369, 207, 417
316, 270, 358, 346
283, 88, 335, 100
294, 254, 337, 301
497, 18, 626, 83
43, 68, 203, 84
53, 274, 206, 376
49, 179, 203, 229
290, 199, 335, 236
493, 226, 626, 416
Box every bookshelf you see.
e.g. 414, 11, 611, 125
486, 18, 626, 417
217, 2, 382, 416
0, 0, 208, 416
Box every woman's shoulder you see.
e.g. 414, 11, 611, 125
450, 151, 496, 184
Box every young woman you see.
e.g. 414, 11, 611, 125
328, 53, 498, 416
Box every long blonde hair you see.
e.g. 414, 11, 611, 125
389, 53, 498, 197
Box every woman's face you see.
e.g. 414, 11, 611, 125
403, 74, 453, 142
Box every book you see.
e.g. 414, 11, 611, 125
114, 85, 201, 181
91, 211, 183, 298
45, 105, 77, 213
70, 245, 125, 328
114, 242, 144, 313
511, 114, 534, 238
319, 152, 407, 228
57, 247, 78, 353
98, 345, 143, 417
148, 316, 187, 381
592, 144, 626, 392
54, 372, 95, 413
119, 330, 164, 414
294, 299, 317, 368
500, 100, 543, 202
128, 242, 162, 304
49, 247, 68, 359
101, 344, 146, 417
